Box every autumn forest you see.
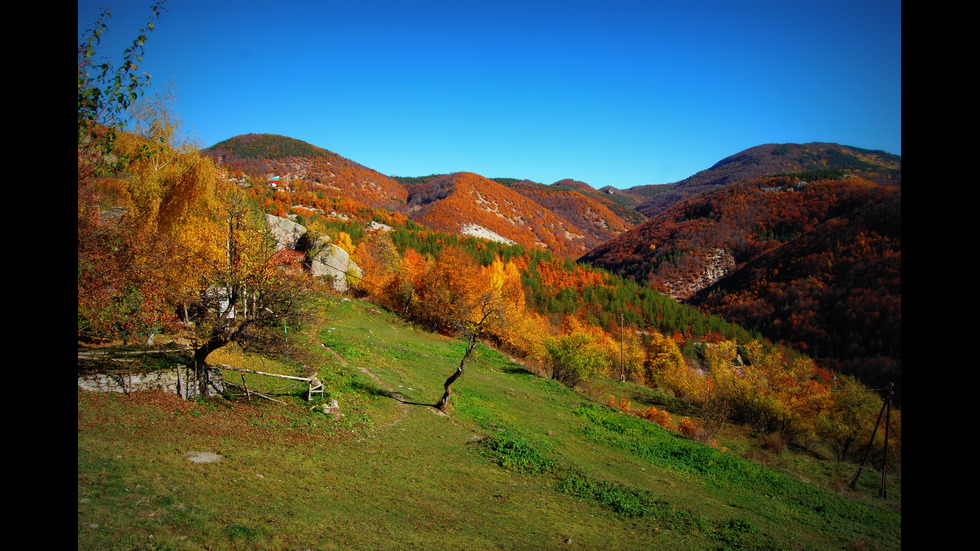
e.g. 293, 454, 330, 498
78, 3, 900, 486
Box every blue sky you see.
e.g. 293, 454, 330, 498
78, 0, 901, 189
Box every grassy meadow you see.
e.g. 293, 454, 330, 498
77, 296, 900, 550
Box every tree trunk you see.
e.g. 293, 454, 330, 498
194, 335, 228, 398
436, 335, 478, 412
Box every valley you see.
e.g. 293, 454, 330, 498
202, 135, 901, 401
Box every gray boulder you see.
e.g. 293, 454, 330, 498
310, 240, 363, 293
265, 214, 362, 293
266, 214, 306, 250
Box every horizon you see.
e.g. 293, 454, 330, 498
78, 0, 901, 190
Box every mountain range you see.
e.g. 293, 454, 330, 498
203, 135, 901, 399
205, 135, 899, 261
205, 134, 647, 257
626, 142, 901, 219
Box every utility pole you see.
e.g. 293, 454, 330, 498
880, 382, 893, 499
849, 381, 893, 498
620, 312, 625, 382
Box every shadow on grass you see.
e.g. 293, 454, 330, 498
390, 394, 438, 408
350, 380, 391, 399
350, 380, 438, 408
501, 365, 536, 377
628, 386, 698, 415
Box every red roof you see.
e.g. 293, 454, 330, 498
269, 249, 305, 266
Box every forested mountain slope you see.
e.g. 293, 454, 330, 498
405, 172, 597, 258
204, 133, 410, 212
691, 183, 901, 400
579, 174, 901, 402
632, 142, 901, 218
492, 178, 636, 250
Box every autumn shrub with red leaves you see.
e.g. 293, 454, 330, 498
639, 406, 675, 430
607, 398, 676, 431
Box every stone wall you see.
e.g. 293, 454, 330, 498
77, 367, 226, 399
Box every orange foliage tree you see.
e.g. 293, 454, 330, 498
353, 230, 401, 295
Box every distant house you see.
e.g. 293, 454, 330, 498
201, 249, 306, 321
203, 286, 236, 319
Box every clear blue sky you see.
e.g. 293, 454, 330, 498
78, 0, 901, 189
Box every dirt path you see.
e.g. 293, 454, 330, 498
321, 344, 444, 430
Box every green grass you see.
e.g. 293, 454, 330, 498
78, 296, 900, 550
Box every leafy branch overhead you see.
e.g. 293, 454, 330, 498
77, 0, 167, 178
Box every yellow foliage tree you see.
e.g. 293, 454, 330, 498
645, 331, 687, 392
334, 231, 355, 255
704, 340, 740, 378
616, 327, 647, 384
545, 315, 615, 387
479, 257, 528, 350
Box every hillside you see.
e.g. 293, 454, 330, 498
207, 137, 638, 258
77, 297, 901, 550
691, 185, 901, 401
493, 178, 636, 249
632, 143, 901, 218
204, 133, 410, 212
199, 135, 901, 398
536, 179, 647, 227
579, 174, 901, 402
405, 172, 596, 257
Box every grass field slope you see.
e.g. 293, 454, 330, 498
78, 297, 900, 550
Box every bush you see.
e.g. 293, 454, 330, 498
546, 332, 607, 387
639, 406, 675, 430
679, 417, 716, 445
478, 434, 557, 474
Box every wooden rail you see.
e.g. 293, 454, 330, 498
215, 364, 323, 401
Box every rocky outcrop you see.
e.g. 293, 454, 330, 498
659, 248, 736, 300
309, 239, 362, 292
266, 214, 307, 250
265, 214, 362, 293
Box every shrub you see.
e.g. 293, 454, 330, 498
679, 417, 700, 438
678, 417, 718, 447
606, 396, 632, 413
639, 406, 675, 430
477, 434, 557, 474
546, 332, 607, 387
